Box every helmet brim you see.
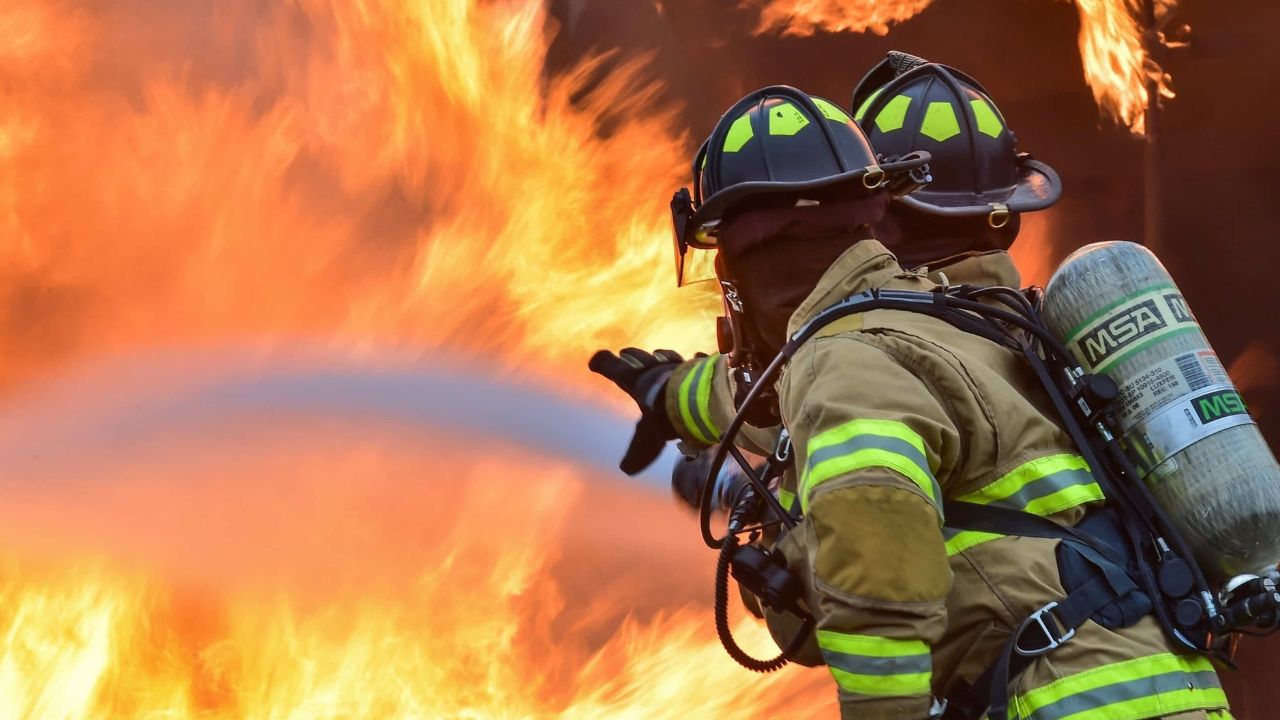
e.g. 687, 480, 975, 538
687, 152, 931, 248
897, 157, 1061, 216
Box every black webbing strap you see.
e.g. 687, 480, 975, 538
940, 502, 1145, 720
943, 501, 1128, 566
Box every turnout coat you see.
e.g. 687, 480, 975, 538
665, 239, 1231, 720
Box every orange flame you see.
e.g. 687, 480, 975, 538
0, 400, 831, 716
752, 0, 1178, 134
0, 0, 719, 391
753, 0, 935, 36
0, 0, 843, 715
1073, 0, 1175, 134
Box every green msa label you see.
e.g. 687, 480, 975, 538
1192, 389, 1248, 424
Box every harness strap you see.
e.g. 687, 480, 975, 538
943, 501, 1126, 566
941, 502, 1146, 720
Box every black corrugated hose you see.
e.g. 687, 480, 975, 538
714, 533, 815, 672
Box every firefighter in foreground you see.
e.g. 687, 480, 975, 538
589, 66, 1233, 718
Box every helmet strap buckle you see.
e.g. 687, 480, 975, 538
988, 203, 1011, 229
862, 166, 887, 189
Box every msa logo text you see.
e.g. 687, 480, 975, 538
1078, 299, 1167, 366
1193, 389, 1248, 424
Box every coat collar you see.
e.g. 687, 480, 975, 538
786, 238, 906, 336
785, 244, 1024, 337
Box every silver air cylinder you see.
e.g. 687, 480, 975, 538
1042, 241, 1280, 582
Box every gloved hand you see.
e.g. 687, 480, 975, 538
589, 347, 683, 475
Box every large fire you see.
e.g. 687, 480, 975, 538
753, 0, 1177, 133
0, 0, 835, 716
0, 0, 721, 391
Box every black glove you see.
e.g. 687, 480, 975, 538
589, 347, 684, 475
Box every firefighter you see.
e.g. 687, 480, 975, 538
590, 76, 1232, 719
850, 51, 1059, 271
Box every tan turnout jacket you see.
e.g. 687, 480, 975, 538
666, 240, 1232, 720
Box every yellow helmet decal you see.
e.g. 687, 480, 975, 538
970, 98, 1004, 138
920, 102, 961, 142
723, 111, 754, 153
874, 95, 913, 133
768, 101, 810, 136
854, 88, 883, 122
814, 97, 852, 124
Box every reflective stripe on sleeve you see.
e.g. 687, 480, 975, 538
944, 454, 1104, 556
815, 630, 932, 697
676, 354, 721, 445
777, 487, 796, 514
800, 418, 940, 515
1012, 652, 1227, 720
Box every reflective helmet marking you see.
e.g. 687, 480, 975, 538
767, 101, 810, 136
853, 88, 883, 122
920, 101, 961, 142
874, 95, 913, 133
814, 97, 853, 124
970, 98, 1004, 138
723, 112, 754, 153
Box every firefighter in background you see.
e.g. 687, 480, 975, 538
590, 68, 1232, 719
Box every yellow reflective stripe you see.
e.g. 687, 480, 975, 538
808, 418, 928, 457
723, 111, 754, 152
801, 419, 938, 514
778, 487, 796, 513
956, 454, 1091, 506
830, 667, 932, 696
677, 362, 712, 446
854, 88, 883, 122
1022, 482, 1106, 517
1040, 688, 1229, 720
1013, 653, 1221, 720
945, 454, 1104, 556
816, 631, 932, 697
803, 448, 937, 513
693, 355, 721, 441
816, 630, 928, 657
768, 101, 810, 136
1208, 711, 1236, 720
944, 529, 1001, 556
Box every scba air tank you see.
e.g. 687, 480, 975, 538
1042, 241, 1280, 582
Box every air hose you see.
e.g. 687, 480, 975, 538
714, 532, 815, 672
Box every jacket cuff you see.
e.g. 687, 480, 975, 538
664, 354, 723, 447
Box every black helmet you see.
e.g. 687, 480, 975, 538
850, 52, 1061, 226
670, 85, 930, 284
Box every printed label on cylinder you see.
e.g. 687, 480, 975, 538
1065, 285, 1200, 374
1112, 350, 1231, 430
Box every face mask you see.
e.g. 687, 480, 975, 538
873, 202, 1022, 269
717, 191, 890, 358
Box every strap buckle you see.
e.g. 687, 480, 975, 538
1015, 602, 1075, 657
988, 203, 1011, 228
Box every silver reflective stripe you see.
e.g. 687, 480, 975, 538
805, 433, 941, 505
821, 648, 932, 678
1025, 669, 1222, 720
982, 467, 1095, 512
